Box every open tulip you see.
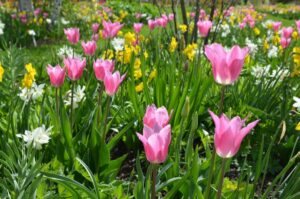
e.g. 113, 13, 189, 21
204, 43, 249, 85
197, 20, 212, 37
104, 71, 126, 96
64, 28, 80, 44
102, 21, 123, 39
280, 37, 291, 49
133, 23, 143, 34
272, 21, 282, 32
81, 41, 97, 56
143, 105, 170, 129
209, 110, 259, 158
47, 64, 65, 87
148, 19, 157, 30
137, 105, 171, 164
93, 59, 115, 81
281, 27, 293, 39
64, 57, 86, 81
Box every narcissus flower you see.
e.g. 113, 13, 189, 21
204, 43, 249, 85
137, 105, 171, 164
169, 37, 178, 53
209, 110, 259, 158
0, 63, 4, 82
46, 64, 65, 87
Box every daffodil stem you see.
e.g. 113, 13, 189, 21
217, 158, 227, 199
70, 81, 74, 128
55, 88, 59, 116
151, 164, 157, 199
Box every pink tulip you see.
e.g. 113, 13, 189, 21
248, 20, 255, 28
43, 12, 49, 18
143, 105, 170, 129
135, 13, 142, 19
296, 20, 300, 34
93, 59, 115, 81
46, 64, 65, 87
281, 27, 293, 39
280, 37, 291, 49
197, 20, 212, 37
34, 8, 42, 17
81, 41, 97, 56
64, 57, 86, 81
104, 71, 126, 96
137, 105, 171, 164
209, 110, 259, 158
239, 22, 246, 29
92, 23, 100, 33
102, 21, 123, 39
204, 43, 249, 85
168, 13, 174, 21
157, 18, 168, 28
64, 28, 80, 44
148, 19, 157, 30
92, 34, 99, 41
272, 21, 282, 32
11, 14, 17, 19
133, 23, 143, 34
199, 9, 206, 20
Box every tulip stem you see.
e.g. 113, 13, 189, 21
151, 164, 157, 199
217, 158, 227, 199
102, 96, 111, 143
55, 88, 59, 115
97, 83, 104, 124
204, 149, 216, 199
70, 81, 74, 128
219, 85, 225, 115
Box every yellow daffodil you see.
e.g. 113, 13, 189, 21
254, 28, 260, 36
102, 49, 114, 59
135, 82, 144, 92
292, 31, 298, 40
134, 58, 141, 69
149, 69, 157, 81
22, 74, 34, 88
296, 122, 300, 131
144, 51, 149, 59
169, 37, 178, 53
183, 43, 197, 61
25, 63, 36, 79
134, 69, 142, 80
179, 24, 187, 33
0, 63, 4, 82
124, 32, 136, 45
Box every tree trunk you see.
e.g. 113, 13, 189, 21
18, 0, 34, 12
180, 0, 188, 44
51, 0, 62, 25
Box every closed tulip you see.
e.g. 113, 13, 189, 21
133, 23, 143, 34
64, 57, 86, 81
93, 59, 114, 81
282, 27, 293, 39
148, 19, 157, 30
296, 20, 300, 34
92, 23, 100, 34
64, 28, 80, 44
209, 110, 259, 158
197, 20, 212, 37
272, 22, 282, 32
104, 71, 126, 96
280, 37, 291, 49
46, 64, 65, 87
204, 43, 249, 85
81, 41, 97, 56
137, 105, 171, 164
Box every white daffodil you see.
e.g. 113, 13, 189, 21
293, 97, 300, 112
111, 38, 125, 51
18, 83, 45, 102
17, 125, 52, 150
28, 29, 36, 36
64, 85, 86, 109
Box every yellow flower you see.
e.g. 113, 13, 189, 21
169, 37, 178, 53
149, 69, 157, 80
144, 51, 149, 59
266, 23, 273, 29
189, 23, 194, 34
296, 122, 300, 131
134, 58, 141, 69
292, 31, 298, 40
134, 69, 142, 80
117, 31, 123, 36
132, 45, 141, 55
0, 63, 4, 82
183, 43, 197, 61
38, 18, 43, 25
22, 74, 34, 88
102, 49, 114, 59
263, 40, 269, 51
273, 34, 280, 45
25, 63, 36, 79
124, 32, 136, 45
179, 24, 187, 33
245, 55, 250, 65
135, 82, 144, 92
254, 28, 260, 36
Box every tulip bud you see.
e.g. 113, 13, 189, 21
181, 97, 190, 118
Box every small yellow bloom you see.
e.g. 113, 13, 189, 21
0, 63, 4, 82
134, 58, 141, 69
134, 69, 142, 80
179, 24, 187, 33
169, 37, 178, 53
22, 74, 34, 88
149, 69, 157, 80
144, 51, 149, 59
102, 49, 114, 59
135, 82, 144, 92
25, 63, 36, 79
183, 43, 197, 61
296, 122, 300, 131
254, 28, 260, 36
292, 31, 298, 40
273, 35, 281, 46
245, 55, 250, 65
263, 40, 269, 50
117, 31, 123, 36
124, 32, 136, 45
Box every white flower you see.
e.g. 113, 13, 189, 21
46, 18, 52, 24
111, 38, 125, 51
220, 24, 230, 37
251, 65, 270, 78
61, 17, 70, 25
57, 45, 81, 59
18, 83, 45, 102
64, 85, 86, 109
268, 45, 278, 58
293, 97, 300, 112
28, 29, 36, 36
17, 125, 52, 150
0, 20, 5, 35
245, 37, 258, 55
